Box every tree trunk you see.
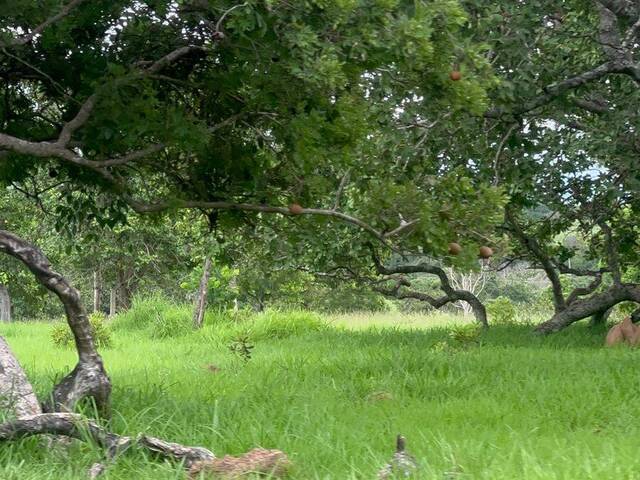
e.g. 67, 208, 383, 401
589, 308, 612, 327
535, 284, 640, 334
109, 290, 117, 317
456, 291, 489, 328
0, 229, 111, 414
193, 256, 212, 329
0, 284, 11, 322
115, 268, 133, 312
93, 271, 101, 313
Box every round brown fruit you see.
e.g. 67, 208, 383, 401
448, 242, 462, 255
449, 70, 462, 81
479, 246, 493, 259
288, 203, 304, 215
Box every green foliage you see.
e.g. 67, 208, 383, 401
51, 312, 112, 349
114, 294, 327, 341
8, 315, 638, 479
486, 296, 517, 325
112, 294, 175, 332
228, 335, 254, 362
448, 323, 482, 347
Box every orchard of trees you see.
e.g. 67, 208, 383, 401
0, 1, 639, 478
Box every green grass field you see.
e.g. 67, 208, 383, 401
1, 309, 639, 479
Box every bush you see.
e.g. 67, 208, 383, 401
113, 294, 192, 338
51, 312, 112, 348
448, 323, 482, 346
248, 310, 326, 340
112, 293, 174, 331
203, 309, 327, 343
486, 296, 516, 325
151, 305, 193, 339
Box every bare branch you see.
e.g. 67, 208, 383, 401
215, 3, 250, 32
492, 122, 518, 186
56, 94, 97, 146
598, 221, 622, 285
144, 46, 206, 74
333, 169, 351, 211
98, 144, 165, 167
369, 246, 488, 326
383, 219, 420, 239
505, 209, 566, 312
622, 15, 640, 47
566, 273, 604, 305
597, 0, 638, 19
573, 97, 610, 113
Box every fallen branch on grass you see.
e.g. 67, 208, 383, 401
0, 336, 289, 478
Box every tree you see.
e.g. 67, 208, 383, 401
430, 0, 640, 332
0, 1, 506, 462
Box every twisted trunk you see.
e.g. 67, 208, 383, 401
0, 229, 111, 414
535, 284, 640, 334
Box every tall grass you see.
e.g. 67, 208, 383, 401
0, 306, 637, 479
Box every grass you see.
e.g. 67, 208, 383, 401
1, 309, 640, 479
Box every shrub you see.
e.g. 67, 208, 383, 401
247, 310, 326, 340
112, 293, 174, 331
448, 323, 481, 347
150, 304, 192, 339
202, 309, 327, 343
51, 312, 112, 348
486, 296, 516, 325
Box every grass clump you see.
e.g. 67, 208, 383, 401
486, 296, 517, 325
51, 312, 112, 348
202, 309, 327, 344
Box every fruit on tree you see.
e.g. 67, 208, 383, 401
288, 203, 304, 215
448, 242, 462, 255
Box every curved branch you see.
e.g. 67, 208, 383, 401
369, 248, 487, 326
0, 230, 110, 412
505, 209, 566, 313
0, 413, 214, 467
565, 272, 603, 306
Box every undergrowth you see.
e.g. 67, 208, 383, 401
2, 307, 638, 479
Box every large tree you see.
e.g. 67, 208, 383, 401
0, 2, 507, 461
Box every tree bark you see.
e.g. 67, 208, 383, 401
115, 267, 133, 312
535, 284, 640, 334
93, 271, 101, 313
0, 284, 11, 322
109, 289, 116, 317
0, 337, 42, 419
589, 308, 612, 327
0, 229, 111, 414
193, 256, 212, 329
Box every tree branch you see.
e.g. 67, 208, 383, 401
369, 246, 488, 326
565, 273, 603, 306
598, 221, 622, 285
492, 122, 518, 186
505, 209, 566, 312
333, 169, 351, 211
3, 0, 88, 47
485, 61, 619, 118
